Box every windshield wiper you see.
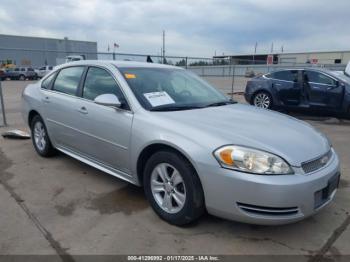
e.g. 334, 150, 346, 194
204, 100, 237, 108
150, 105, 204, 111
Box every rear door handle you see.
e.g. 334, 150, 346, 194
41, 96, 50, 103
78, 106, 88, 114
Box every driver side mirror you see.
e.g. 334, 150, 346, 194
94, 94, 122, 108
337, 81, 345, 87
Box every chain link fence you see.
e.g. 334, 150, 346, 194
0, 80, 7, 126
0, 47, 348, 119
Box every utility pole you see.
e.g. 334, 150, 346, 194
270, 42, 274, 53
253, 42, 258, 64
162, 30, 165, 64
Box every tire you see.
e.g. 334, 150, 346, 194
143, 150, 205, 226
252, 91, 273, 109
30, 115, 56, 157
19, 74, 25, 81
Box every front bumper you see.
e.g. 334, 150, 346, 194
197, 149, 340, 225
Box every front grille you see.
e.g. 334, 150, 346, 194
301, 150, 333, 174
237, 202, 299, 217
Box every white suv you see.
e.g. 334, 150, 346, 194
36, 66, 53, 78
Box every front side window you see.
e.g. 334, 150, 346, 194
270, 70, 298, 82
53, 67, 84, 96
82, 67, 128, 109
118, 67, 230, 111
304, 71, 336, 86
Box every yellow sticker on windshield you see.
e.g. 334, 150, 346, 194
125, 73, 136, 79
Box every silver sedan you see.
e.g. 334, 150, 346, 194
22, 60, 340, 225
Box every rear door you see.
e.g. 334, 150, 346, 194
303, 70, 344, 109
43, 66, 86, 151
268, 70, 301, 106
74, 66, 133, 174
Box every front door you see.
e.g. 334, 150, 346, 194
74, 66, 133, 174
303, 70, 344, 109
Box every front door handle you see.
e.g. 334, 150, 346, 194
78, 106, 88, 114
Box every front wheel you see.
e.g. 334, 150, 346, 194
19, 74, 25, 81
252, 91, 273, 109
143, 150, 205, 225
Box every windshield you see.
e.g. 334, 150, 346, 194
330, 71, 350, 84
118, 67, 232, 111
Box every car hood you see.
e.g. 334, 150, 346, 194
157, 104, 330, 166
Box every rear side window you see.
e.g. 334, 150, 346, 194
304, 71, 336, 86
53, 67, 84, 96
270, 70, 298, 82
82, 67, 128, 109
41, 73, 56, 89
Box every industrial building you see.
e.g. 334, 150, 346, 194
215, 50, 350, 65
0, 34, 97, 68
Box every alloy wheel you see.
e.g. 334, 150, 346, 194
33, 121, 47, 152
254, 93, 271, 109
150, 163, 186, 214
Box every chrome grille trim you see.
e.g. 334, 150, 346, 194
237, 203, 299, 216
301, 150, 333, 174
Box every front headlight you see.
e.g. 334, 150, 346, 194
214, 145, 293, 175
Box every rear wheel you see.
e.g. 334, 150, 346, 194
143, 150, 205, 225
253, 91, 273, 109
30, 115, 56, 157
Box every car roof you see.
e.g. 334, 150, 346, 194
56, 60, 182, 70
266, 67, 333, 74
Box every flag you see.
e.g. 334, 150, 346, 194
114, 43, 119, 48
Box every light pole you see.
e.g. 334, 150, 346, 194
162, 30, 165, 64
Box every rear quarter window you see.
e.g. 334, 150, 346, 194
41, 73, 56, 89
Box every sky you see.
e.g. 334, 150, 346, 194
0, 0, 349, 57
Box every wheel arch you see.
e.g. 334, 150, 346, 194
28, 110, 40, 126
136, 142, 201, 187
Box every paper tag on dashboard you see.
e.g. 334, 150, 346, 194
143, 91, 175, 107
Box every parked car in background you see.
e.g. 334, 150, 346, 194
0, 69, 6, 80
65, 55, 85, 63
6, 67, 38, 80
36, 66, 53, 78
245, 67, 350, 116
22, 60, 340, 226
